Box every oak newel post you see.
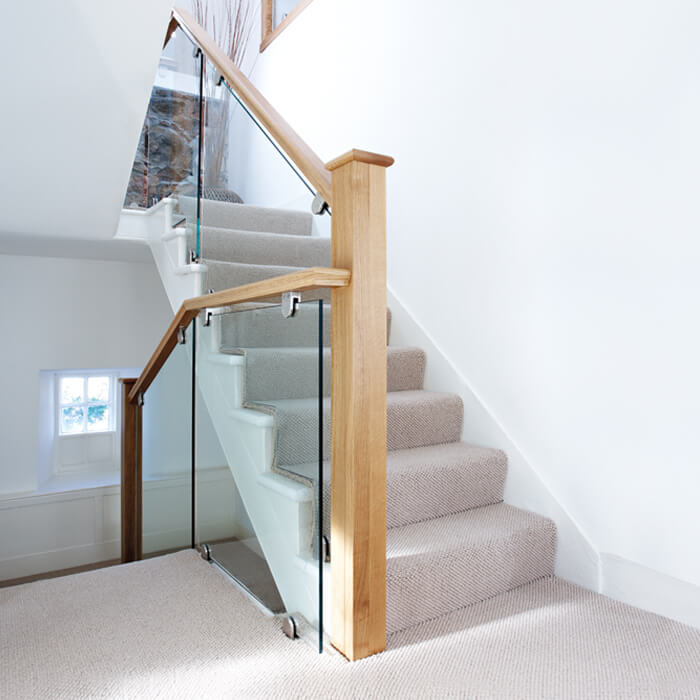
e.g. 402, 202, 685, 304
328, 149, 394, 661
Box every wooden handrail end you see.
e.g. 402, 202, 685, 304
326, 149, 395, 172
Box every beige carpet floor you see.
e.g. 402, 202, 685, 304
2, 550, 699, 699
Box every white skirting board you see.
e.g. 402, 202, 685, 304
600, 554, 700, 630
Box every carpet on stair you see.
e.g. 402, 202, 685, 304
289, 441, 508, 536
219, 305, 392, 349
238, 345, 425, 401
178, 195, 313, 235
258, 390, 464, 467
192, 201, 568, 640
386, 502, 557, 633
199, 226, 330, 267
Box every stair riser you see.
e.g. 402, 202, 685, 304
385, 462, 506, 529
386, 527, 557, 634
244, 347, 426, 401
201, 227, 331, 267
178, 196, 313, 235
269, 394, 463, 466
319, 456, 507, 536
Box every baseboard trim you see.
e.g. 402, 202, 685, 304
600, 554, 700, 630
0, 558, 120, 588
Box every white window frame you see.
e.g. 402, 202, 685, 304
55, 371, 117, 437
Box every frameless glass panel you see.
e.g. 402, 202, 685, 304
124, 27, 202, 212
141, 321, 193, 557
172, 54, 327, 286
195, 298, 326, 651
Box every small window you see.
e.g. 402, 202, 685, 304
57, 374, 115, 436
261, 0, 313, 52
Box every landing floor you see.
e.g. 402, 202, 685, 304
2, 550, 699, 699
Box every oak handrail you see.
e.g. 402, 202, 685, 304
128, 267, 350, 403
168, 7, 333, 205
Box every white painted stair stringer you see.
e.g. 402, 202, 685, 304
117, 198, 205, 311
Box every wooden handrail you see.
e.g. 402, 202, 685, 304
169, 7, 333, 205
128, 267, 350, 403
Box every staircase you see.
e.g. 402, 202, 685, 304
176, 196, 558, 638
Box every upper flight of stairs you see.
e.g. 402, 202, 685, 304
188, 197, 559, 638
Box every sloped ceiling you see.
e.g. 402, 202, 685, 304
0, 0, 174, 240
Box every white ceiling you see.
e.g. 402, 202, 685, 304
0, 0, 174, 240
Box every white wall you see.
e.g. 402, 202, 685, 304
0, 254, 172, 496
248, 0, 700, 598
0, 252, 247, 580
0, 0, 173, 240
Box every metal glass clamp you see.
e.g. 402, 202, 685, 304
282, 292, 301, 318
202, 290, 217, 327
311, 194, 329, 216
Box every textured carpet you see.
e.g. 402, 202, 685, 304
178, 196, 313, 235
191, 198, 561, 636
2, 551, 699, 699
200, 226, 330, 267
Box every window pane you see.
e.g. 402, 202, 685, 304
61, 406, 84, 434
87, 404, 110, 432
60, 377, 84, 404
87, 376, 110, 402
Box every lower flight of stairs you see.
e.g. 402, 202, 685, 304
187, 197, 558, 637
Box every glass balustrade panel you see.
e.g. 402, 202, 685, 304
195, 298, 326, 651
141, 321, 193, 557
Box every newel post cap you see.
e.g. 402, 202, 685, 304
326, 149, 395, 171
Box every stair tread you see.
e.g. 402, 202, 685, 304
205, 259, 304, 273
387, 502, 555, 564
263, 389, 459, 410
199, 224, 321, 240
